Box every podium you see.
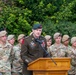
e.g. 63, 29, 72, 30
27, 57, 71, 75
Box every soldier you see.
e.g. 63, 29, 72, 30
45, 35, 52, 55
62, 35, 71, 56
7, 35, 15, 75
12, 34, 25, 75
21, 24, 50, 75
49, 32, 66, 57
7, 35, 15, 46
67, 37, 76, 75
0, 30, 12, 75
62, 35, 71, 47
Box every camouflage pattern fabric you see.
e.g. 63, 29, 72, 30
12, 44, 23, 73
47, 47, 52, 56
67, 47, 76, 75
2, 72, 11, 75
0, 42, 12, 75
49, 43, 67, 57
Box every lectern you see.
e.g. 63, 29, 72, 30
27, 57, 71, 75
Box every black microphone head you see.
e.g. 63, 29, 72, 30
35, 38, 42, 44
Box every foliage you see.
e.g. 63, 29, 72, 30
42, 19, 76, 37
0, 1, 32, 37
0, 0, 76, 39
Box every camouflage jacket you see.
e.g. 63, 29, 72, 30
67, 47, 76, 74
0, 42, 12, 72
47, 46, 52, 56
64, 45, 72, 56
12, 44, 23, 72
49, 43, 67, 57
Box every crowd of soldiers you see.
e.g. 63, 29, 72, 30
0, 28, 76, 75
45, 33, 76, 75
0, 29, 25, 75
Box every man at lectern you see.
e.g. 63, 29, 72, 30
21, 23, 50, 75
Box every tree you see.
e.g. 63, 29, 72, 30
0, 0, 76, 38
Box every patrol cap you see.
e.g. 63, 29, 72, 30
7, 35, 15, 40
18, 34, 25, 40
62, 35, 70, 42
32, 24, 42, 30
54, 32, 61, 39
45, 35, 52, 41
0, 30, 7, 37
71, 37, 76, 44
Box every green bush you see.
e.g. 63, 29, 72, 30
0, 1, 32, 37
42, 19, 76, 38
0, 0, 76, 38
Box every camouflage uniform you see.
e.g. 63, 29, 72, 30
0, 42, 12, 75
47, 47, 51, 53
12, 44, 23, 75
65, 45, 71, 56
45, 35, 52, 56
47, 47, 52, 56
67, 47, 76, 75
49, 43, 66, 57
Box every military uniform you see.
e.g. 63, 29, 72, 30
67, 37, 76, 75
49, 43, 66, 57
49, 32, 67, 57
12, 44, 23, 75
21, 34, 49, 75
45, 35, 52, 56
0, 42, 12, 75
65, 45, 72, 55
11, 34, 25, 75
67, 47, 76, 75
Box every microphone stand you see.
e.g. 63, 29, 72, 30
35, 38, 57, 65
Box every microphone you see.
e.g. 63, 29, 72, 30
35, 38, 57, 65
35, 38, 50, 56
35, 38, 42, 44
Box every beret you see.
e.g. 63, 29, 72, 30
32, 24, 42, 30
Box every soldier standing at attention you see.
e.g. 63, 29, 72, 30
67, 37, 76, 75
62, 35, 71, 57
0, 30, 12, 75
45, 35, 52, 56
62, 35, 71, 50
7, 35, 15, 46
20, 24, 50, 75
12, 34, 25, 75
7, 35, 15, 75
49, 32, 66, 57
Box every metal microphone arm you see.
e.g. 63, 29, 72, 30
39, 44, 57, 65
35, 38, 57, 65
